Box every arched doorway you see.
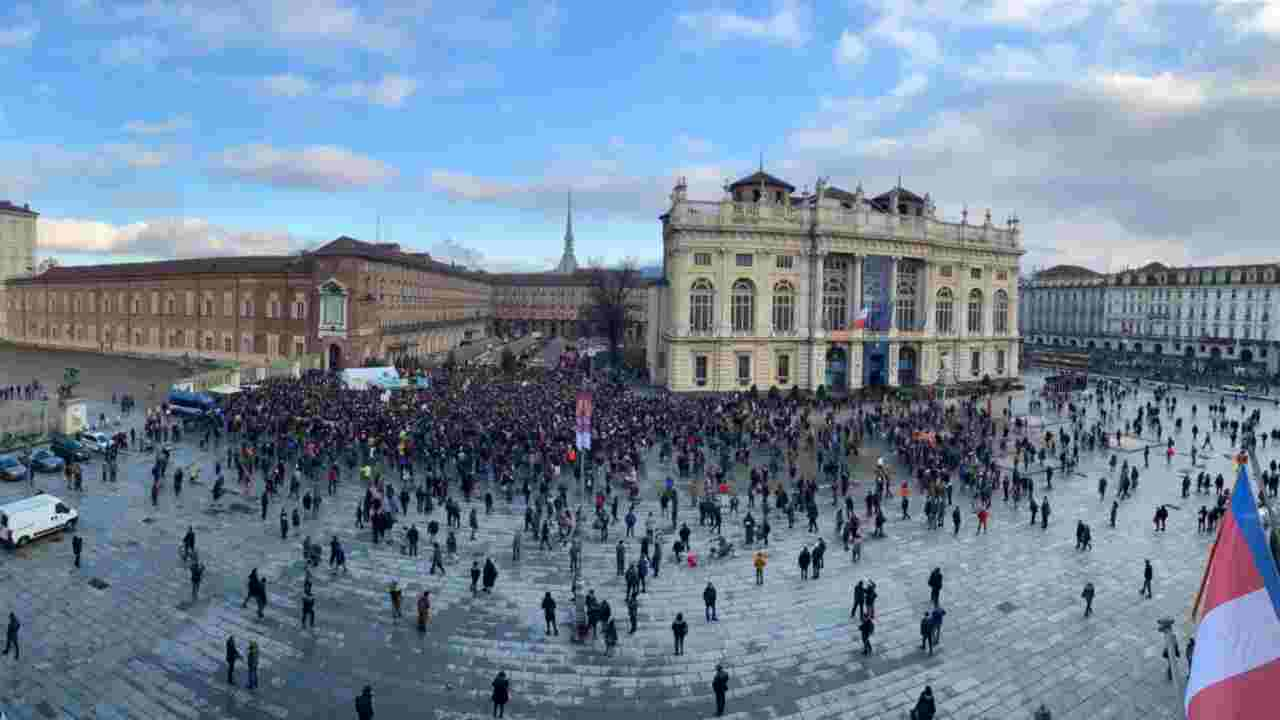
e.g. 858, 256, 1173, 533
328, 344, 343, 371
1242, 348, 1254, 363
1068, 339, 1078, 346
1153, 344, 1162, 355
1184, 346, 1194, 358
1103, 341, 1112, 350
1210, 346, 1222, 360
1052, 337, 1060, 345
826, 346, 849, 390
1087, 340, 1096, 349
898, 346, 918, 386
1133, 342, 1143, 353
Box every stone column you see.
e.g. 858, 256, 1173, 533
887, 256, 899, 333
845, 256, 857, 329
797, 249, 812, 335
921, 260, 933, 333
888, 342, 900, 386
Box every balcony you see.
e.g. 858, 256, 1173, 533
668, 199, 1021, 251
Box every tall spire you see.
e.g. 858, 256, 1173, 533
555, 190, 579, 273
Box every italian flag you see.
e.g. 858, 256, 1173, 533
854, 307, 870, 329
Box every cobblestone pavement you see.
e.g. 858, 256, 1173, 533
0, 369, 1257, 720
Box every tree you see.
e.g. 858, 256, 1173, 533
500, 347, 517, 375
580, 259, 644, 364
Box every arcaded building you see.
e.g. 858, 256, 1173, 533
0, 200, 38, 339
648, 171, 1024, 392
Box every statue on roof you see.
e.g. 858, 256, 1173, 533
924, 193, 935, 218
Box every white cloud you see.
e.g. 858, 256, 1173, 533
981, 0, 1097, 32
0, 22, 38, 49
123, 115, 194, 135
1218, 0, 1280, 37
868, 10, 940, 66
835, 30, 868, 66
966, 43, 1080, 84
891, 72, 929, 98
1092, 72, 1208, 112
100, 34, 169, 66
101, 143, 175, 169
211, 144, 398, 191
329, 74, 418, 108
259, 73, 314, 98
676, 0, 812, 49
38, 216, 306, 258
676, 135, 714, 155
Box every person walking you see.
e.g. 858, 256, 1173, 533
491, 670, 511, 718
712, 664, 730, 717
355, 685, 374, 720
389, 580, 404, 618
246, 640, 260, 690
302, 591, 316, 628
190, 560, 205, 603
2, 612, 19, 660
671, 612, 688, 656
851, 580, 866, 620
798, 545, 811, 581
753, 550, 767, 585
703, 581, 718, 622
910, 686, 936, 720
417, 590, 431, 632
482, 558, 498, 593
72, 533, 83, 568
616, 539, 626, 576
1082, 582, 1095, 617
225, 635, 242, 684
541, 592, 559, 636
470, 561, 481, 595
928, 567, 943, 606
920, 612, 934, 655
626, 593, 639, 634
1141, 559, 1153, 599
858, 614, 874, 655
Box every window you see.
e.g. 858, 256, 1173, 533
103, 296, 111, 313
150, 292, 159, 314
689, 279, 715, 333
939, 265, 953, 278
823, 277, 847, 331
132, 296, 143, 315
996, 270, 1008, 281
737, 354, 752, 385
293, 300, 307, 320
223, 292, 233, 317
694, 355, 708, 386
294, 338, 306, 357
776, 354, 790, 384
693, 252, 712, 266
166, 296, 175, 315
241, 334, 253, 353
203, 298, 214, 317
772, 281, 795, 332
203, 334, 213, 351
970, 267, 982, 280
967, 289, 984, 335
970, 350, 982, 376
223, 335, 233, 353
731, 279, 755, 333
735, 253, 753, 267
185, 291, 194, 315
895, 263, 918, 331
936, 288, 954, 334
996, 349, 1006, 374
241, 297, 255, 319
775, 255, 795, 270
994, 290, 1010, 334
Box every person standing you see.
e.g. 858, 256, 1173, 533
542, 592, 559, 636
2, 612, 19, 660
928, 568, 943, 606
1141, 560, 1153, 599
703, 581, 718, 622
72, 533, 83, 568
671, 613, 688, 656
190, 560, 205, 603
753, 550, 767, 585
246, 640, 260, 690
616, 539, 627, 576
910, 686, 936, 720
491, 670, 511, 718
1081, 582, 1095, 617
919, 612, 934, 655
417, 590, 431, 632
355, 685, 374, 720
712, 664, 730, 717
851, 580, 866, 620
280, 508, 289, 540
626, 593, 639, 634
225, 635, 241, 684
482, 558, 498, 594
858, 614, 874, 655
470, 561, 481, 595
389, 581, 403, 618
302, 591, 316, 628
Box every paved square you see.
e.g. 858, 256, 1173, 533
0, 361, 1259, 720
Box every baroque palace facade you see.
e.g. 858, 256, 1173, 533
646, 171, 1024, 392
1021, 261, 1280, 373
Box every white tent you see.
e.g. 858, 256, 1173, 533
341, 367, 405, 390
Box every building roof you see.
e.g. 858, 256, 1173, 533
0, 201, 37, 217
487, 271, 597, 287
1038, 264, 1102, 278
872, 186, 924, 203
309, 237, 486, 281
727, 171, 796, 192
7, 255, 309, 285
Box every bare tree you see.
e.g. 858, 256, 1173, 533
580, 259, 644, 363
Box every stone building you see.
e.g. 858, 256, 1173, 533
0, 200, 38, 339
647, 171, 1024, 392
3, 236, 490, 370
1022, 261, 1280, 372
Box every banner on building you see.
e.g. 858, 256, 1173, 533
575, 390, 593, 451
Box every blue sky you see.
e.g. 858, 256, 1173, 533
2, 1, 1279, 273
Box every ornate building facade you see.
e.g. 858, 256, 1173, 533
0, 200, 38, 339
1022, 261, 1280, 372
647, 171, 1024, 392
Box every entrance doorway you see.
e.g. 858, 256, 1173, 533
1210, 346, 1222, 360
863, 344, 887, 387
897, 346, 918, 386
328, 344, 343, 371
1242, 348, 1254, 363
825, 346, 848, 391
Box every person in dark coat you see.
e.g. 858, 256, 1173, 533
910, 686, 936, 720
541, 592, 559, 635
2, 612, 19, 660
355, 685, 374, 720
928, 567, 943, 606
491, 670, 511, 718
798, 545, 811, 580
919, 612, 934, 654
72, 534, 83, 568
703, 581, 718, 622
225, 635, 242, 684
482, 558, 498, 593
858, 615, 874, 655
712, 664, 730, 716
671, 613, 688, 655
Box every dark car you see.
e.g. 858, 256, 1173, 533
0, 455, 27, 482
49, 434, 90, 463
29, 449, 65, 474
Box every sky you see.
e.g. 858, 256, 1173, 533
1, 1, 1279, 274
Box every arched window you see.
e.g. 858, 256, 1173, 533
967, 289, 983, 335
772, 281, 795, 333
823, 277, 847, 331
935, 288, 954, 335
895, 263, 918, 330
994, 290, 1009, 334
689, 279, 715, 334
731, 279, 755, 333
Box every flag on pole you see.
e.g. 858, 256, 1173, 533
853, 307, 870, 330
1185, 464, 1280, 719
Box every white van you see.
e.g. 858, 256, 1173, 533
0, 494, 78, 548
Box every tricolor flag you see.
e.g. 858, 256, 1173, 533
854, 307, 870, 330
1186, 464, 1280, 718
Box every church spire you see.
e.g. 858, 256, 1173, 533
555, 190, 579, 273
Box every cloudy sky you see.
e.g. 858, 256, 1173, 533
1, 1, 1278, 273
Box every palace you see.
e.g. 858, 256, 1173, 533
645, 171, 1024, 392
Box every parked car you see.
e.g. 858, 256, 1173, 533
48, 434, 90, 463
28, 449, 65, 474
78, 431, 112, 454
0, 455, 28, 483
